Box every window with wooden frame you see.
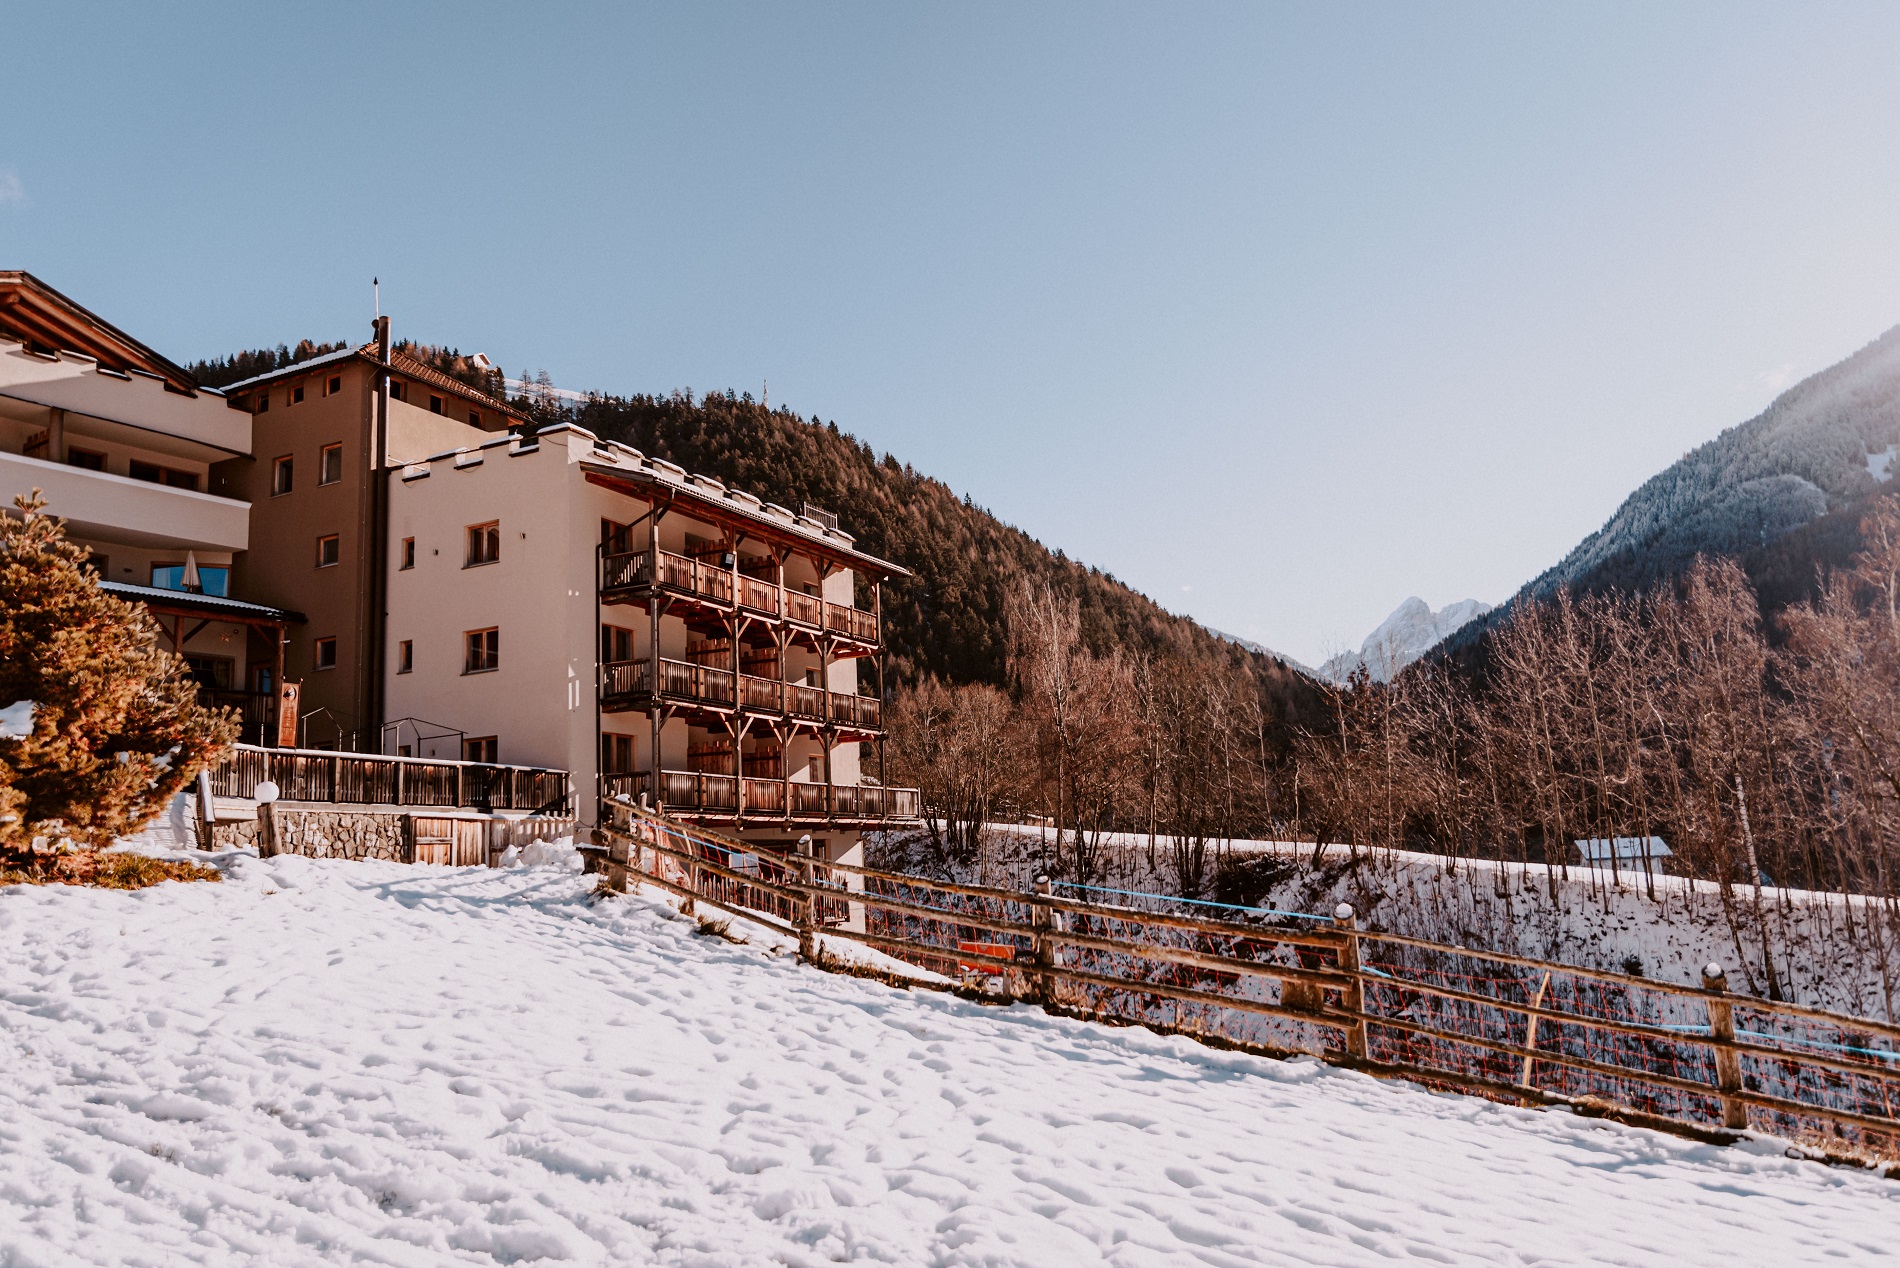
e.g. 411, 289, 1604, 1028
468, 409, 482, 426
390, 380, 406, 402
66, 448, 106, 472
600, 624, 634, 664
429, 394, 444, 415
314, 637, 337, 670
465, 521, 500, 568
601, 733, 634, 774
463, 627, 499, 674
464, 736, 498, 764
271, 455, 293, 496
128, 460, 200, 490
255, 391, 269, 413
326, 374, 342, 396
600, 518, 632, 553
291, 384, 305, 405
397, 640, 413, 674
316, 534, 340, 567
399, 537, 415, 570
319, 443, 342, 485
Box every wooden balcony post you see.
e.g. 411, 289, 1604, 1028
1702, 965, 1750, 1131
1333, 904, 1367, 1061
329, 753, 340, 803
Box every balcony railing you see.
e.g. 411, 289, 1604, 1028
738, 576, 779, 615
603, 659, 883, 730
602, 549, 879, 644
607, 770, 919, 822
825, 601, 878, 643
211, 744, 569, 812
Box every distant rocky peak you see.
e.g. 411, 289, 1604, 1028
1321, 596, 1493, 683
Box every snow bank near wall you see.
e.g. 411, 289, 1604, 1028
874, 827, 1900, 1018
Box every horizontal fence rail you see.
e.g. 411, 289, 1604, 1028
593, 800, 1900, 1169
211, 744, 570, 812
603, 772, 919, 822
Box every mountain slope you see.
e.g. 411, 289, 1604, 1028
1529, 325, 1900, 601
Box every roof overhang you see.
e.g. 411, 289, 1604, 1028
0, 272, 202, 394
102, 580, 306, 627
580, 459, 910, 579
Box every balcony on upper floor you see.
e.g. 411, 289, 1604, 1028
599, 656, 884, 738
600, 546, 881, 650
0, 448, 250, 551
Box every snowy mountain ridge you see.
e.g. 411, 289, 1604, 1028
1320, 595, 1492, 682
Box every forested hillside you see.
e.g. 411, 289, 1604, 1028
1531, 324, 1900, 602
559, 390, 1315, 706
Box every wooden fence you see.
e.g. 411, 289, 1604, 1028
594, 799, 1900, 1170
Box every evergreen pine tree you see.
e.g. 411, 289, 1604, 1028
0, 493, 237, 862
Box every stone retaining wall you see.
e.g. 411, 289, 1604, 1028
211, 810, 410, 862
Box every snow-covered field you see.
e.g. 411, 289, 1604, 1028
2, 852, 1896, 1266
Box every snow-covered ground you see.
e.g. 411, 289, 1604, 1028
2, 852, 1896, 1266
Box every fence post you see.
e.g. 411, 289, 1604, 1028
1702, 964, 1750, 1132
1031, 875, 1056, 1007
1332, 904, 1367, 1060
796, 834, 817, 962
195, 768, 217, 850
256, 801, 278, 859
1520, 971, 1551, 1100
329, 753, 340, 803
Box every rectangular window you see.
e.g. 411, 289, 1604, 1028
66, 448, 106, 472
255, 391, 269, 413
468, 409, 481, 426
465, 521, 500, 567
601, 733, 634, 774
151, 564, 230, 597
429, 394, 444, 415
390, 380, 405, 402
314, 637, 337, 670
326, 374, 342, 396
316, 534, 340, 567
464, 736, 498, 764
84, 554, 107, 576
291, 384, 305, 405
397, 640, 413, 674
600, 518, 632, 553
600, 624, 634, 663
183, 655, 235, 690
463, 627, 499, 674
400, 537, 415, 570
271, 455, 294, 496
127, 460, 200, 490
319, 443, 342, 485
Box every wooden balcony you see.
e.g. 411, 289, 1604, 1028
600, 547, 880, 649
602, 658, 884, 735
210, 744, 570, 812
603, 770, 920, 825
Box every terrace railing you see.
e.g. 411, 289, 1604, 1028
608, 771, 919, 823
210, 744, 569, 812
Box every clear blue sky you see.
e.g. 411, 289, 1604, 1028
9, 3, 1900, 665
